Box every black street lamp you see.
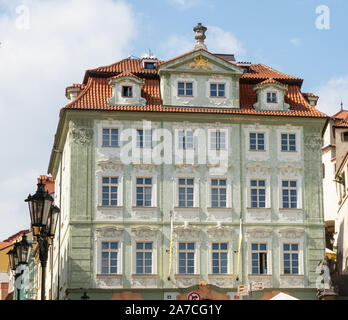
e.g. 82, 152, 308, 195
25, 179, 60, 300
7, 234, 32, 300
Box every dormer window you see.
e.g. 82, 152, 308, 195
210, 83, 225, 98
178, 82, 193, 97
122, 86, 133, 98
144, 62, 156, 70
267, 92, 277, 103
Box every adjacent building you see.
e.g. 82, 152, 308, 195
46, 24, 328, 300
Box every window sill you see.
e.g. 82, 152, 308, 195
97, 205, 123, 210
207, 207, 232, 211
132, 206, 158, 210
174, 207, 200, 211
279, 208, 302, 213
101, 146, 120, 148
246, 207, 271, 211
248, 150, 266, 152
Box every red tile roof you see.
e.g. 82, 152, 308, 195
65, 55, 326, 119
332, 110, 348, 128
2, 230, 30, 243
256, 78, 287, 87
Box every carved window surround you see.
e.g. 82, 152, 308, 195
278, 228, 305, 276
206, 225, 234, 275
94, 226, 124, 287
172, 165, 200, 208
131, 164, 158, 208
131, 226, 159, 276
243, 124, 270, 161
277, 164, 303, 210
276, 125, 302, 161
245, 164, 271, 209
96, 160, 124, 209
246, 228, 273, 276
173, 225, 201, 275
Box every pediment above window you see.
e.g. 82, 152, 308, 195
253, 79, 290, 111
107, 71, 146, 106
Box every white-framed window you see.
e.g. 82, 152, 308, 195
267, 92, 277, 103
135, 242, 153, 274
210, 130, 226, 150
122, 85, 133, 97
251, 243, 268, 274
178, 130, 194, 149
281, 180, 297, 209
211, 243, 228, 274
178, 82, 193, 97
211, 179, 227, 208
210, 83, 225, 98
101, 241, 119, 274
95, 227, 124, 277
178, 178, 194, 207
102, 177, 119, 206
249, 132, 265, 151
178, 242, 195, 274
102, 128, 119, 147
136, 129, 152, 148
136, 177, 152, 207
281, 133, 296, 152
283, 243, 299, 275
250, 179, 266, 208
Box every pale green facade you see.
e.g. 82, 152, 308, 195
48, 110, 326, 300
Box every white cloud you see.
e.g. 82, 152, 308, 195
206, 26, 245, 57
290, 37, 301, 46
316, 75, 348, 116
160, 25, 245, 60
169, 0, 206, 9
0, 0, 137, 240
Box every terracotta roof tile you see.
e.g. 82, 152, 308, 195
111, 70, 143, 82
65, 56, 326, 119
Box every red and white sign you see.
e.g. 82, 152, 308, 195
187, 292, 201, 300
237, 285, 249, 296
252, 282, 264, 291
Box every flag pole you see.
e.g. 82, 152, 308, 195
167, 210, 174, 280
236, 212, 243, 282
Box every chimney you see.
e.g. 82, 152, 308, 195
193, 22, 207, 50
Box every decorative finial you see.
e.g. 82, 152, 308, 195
193, 22, 207, 50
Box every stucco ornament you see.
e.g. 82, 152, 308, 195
95, 226, 124, 238
190, 55, 212, 70
206, 224, 234, 241
131, 226, 158, 240
70, 120, 94, 145
304, 128, 322, 151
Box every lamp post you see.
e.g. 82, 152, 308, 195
7, 234, 32, 300
25, 179, 60, 300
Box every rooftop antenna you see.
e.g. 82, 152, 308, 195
341, 101, 344, 111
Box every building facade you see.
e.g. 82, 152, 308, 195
47, 24, 328, 300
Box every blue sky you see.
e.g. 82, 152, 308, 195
0, 0, 347, 240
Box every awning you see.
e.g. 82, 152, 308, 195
270, 292, 299, 300
325, 248, 336, 259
